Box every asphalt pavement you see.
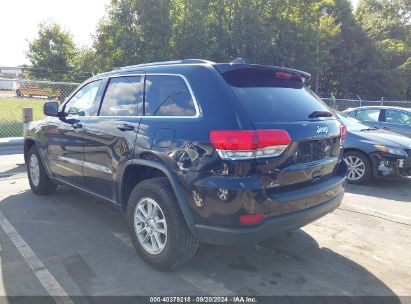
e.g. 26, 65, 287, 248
0, 157, 410, 299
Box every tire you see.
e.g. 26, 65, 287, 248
343, 150, 372, 184
127, 177, 199, 270
27, 145, 57, 195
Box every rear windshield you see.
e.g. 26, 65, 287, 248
222, 68, 331, 122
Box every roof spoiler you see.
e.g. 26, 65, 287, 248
214, 63, 311, 82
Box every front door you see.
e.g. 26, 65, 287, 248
46, 80, 103, 186
355, 108, 381, 129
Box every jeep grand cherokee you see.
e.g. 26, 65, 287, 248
24, 59, 347, 270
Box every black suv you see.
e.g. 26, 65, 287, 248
24, 59, 346, 270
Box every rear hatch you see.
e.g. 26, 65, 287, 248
216, 65, 344, 193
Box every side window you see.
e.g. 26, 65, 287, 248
144, 75, 196, 117
64, 80, 102, 116
356, 109, 380, 122
99, 76, 144, 116
347, 111, 357, 118
384, 110, 411, 125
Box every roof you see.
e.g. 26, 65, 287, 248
117, 59, 214, 70
345, 106, 411, 112
93, 58, 311, 81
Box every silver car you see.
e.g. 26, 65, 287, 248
344, 106, 411, 138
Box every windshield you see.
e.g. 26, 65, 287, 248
337, 113, 374, 131
222, 67, 332, 122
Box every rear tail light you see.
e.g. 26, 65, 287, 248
239, 214, 265, 225
339, 124, 347, 140
209, 129, 291, 160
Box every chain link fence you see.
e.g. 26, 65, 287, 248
0, 80, 79, 138
1, 79, 411, 170
1, 85, 411, 138
0, 80, 79, 171
322, 97, 411, 111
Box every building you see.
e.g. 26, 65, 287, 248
0, 67, 23, 78
0, 78, 20, 90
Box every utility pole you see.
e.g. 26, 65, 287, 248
315, 7, 328, 95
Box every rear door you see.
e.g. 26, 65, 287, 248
219, 67, 343, 191
134, 74, 199, 169
82, 75, 144, 201
380, 109, 411, 137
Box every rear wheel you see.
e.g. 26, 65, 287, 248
27, 145, 57, 195
127, 177, 199, 270
343, 151, 372, 184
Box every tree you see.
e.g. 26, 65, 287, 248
28, 0, 408, 100
69, 47, 100, 82
355, 0, 411, 99
26, 21, 77, 81
94, 0, 172, 70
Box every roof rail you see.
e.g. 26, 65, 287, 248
118, 59, 214, 70
181, 59, 215, 64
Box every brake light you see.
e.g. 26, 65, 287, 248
339, 124, 347, 140
209, 129, 291, 160
240, 214, 265, 225
276, 71, 293, 79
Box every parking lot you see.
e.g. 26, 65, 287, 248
0, 155, 410, 299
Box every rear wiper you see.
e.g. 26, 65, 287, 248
309, 111, 333, 118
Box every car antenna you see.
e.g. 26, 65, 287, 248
231, 58, 246, 64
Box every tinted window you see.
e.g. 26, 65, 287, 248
65, 80, 102, 116
347, 111, 357, 118
222, 68, 330, 122
100, 76, 144, 116
356, 109, 380, 122
144, 75, 196, 116
337, 113, 374, 131
384, 109, 411, 125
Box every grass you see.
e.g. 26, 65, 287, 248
0, 96, 46, 138
0, 97, 46, 122
0, 90, 15, 95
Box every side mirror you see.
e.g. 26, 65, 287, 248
43, 101, 59, 117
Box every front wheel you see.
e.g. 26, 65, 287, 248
127, 177, 199, 270
27, 146, 57, 195
343, 151, 372, 184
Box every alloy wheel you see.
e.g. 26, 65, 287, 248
344, 156, 366, 181
29, 154, 40, 187
134, 197, 167, 255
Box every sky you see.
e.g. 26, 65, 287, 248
0, 0, 359, 67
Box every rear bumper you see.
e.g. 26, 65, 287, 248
192, 190, 344, 246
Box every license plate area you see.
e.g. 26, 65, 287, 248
290, 138, 339, 165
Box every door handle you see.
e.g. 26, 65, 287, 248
117, 124, 135, 131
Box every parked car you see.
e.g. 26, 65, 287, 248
337, 113, 411, 184
344, 106, 411, 138
24, 59, 347, 270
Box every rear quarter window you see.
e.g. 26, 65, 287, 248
222, 68, 331, 122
